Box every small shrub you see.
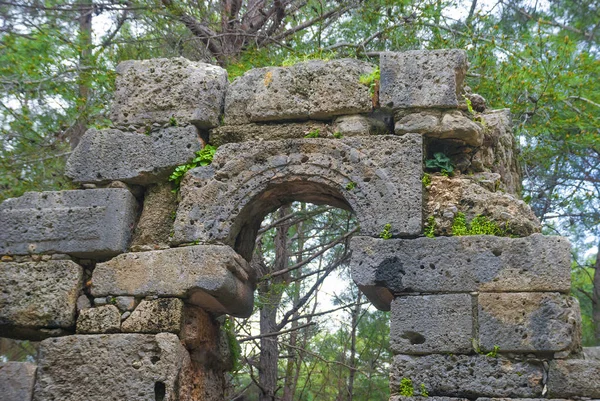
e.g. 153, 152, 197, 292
333, 131, 343, 139
169, 144, 217, 191
399, 378, 414, 396
451, 212, 469, 236
222, 318, 242, 372
451, 213, 507, 236
304, 129, 320, 138
425, 152, 454, 175
359, 66, 380, 98
346, 181, 356, 190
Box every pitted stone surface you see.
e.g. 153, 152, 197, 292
0, 189, 138, 257
391, 398, 468, 401
66, 126, 201, 185
547, 359, 600, 398
76, 305, 121, 334
478, 292, 581, 353
33, 333, 188, 401
476, 399, 572, 401
0, 260, 82, 339
0, 362, 37, 401
224, 59, 374, 124
395, 110, 483, 146
350, 234, 570, 310
391, 354, 543, 398
380, 49, 468, 109
131, 183, 178, 247
173, 135, 423, 260
333, 114, 390, 136
210, 121, 331, 146
390, 294, 473, 354
91, 245, 254, 317
122, 298, 184, 334
111, 57, 227, 128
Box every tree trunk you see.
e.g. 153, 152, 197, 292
592, 239, 600, 344
346, 291, 362, 401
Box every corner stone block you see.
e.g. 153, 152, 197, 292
390, 294, 473, 355
173, 135, 423, 260
32, 333, 189, 401
110, 57, 228, 128
121, 298, 184, 334
547, 358, 600, 398
0, 362, 37, 401
0, 189, 138, 258
379, 49, 468, 109
91, 245, 254, 318
478, 292, 581, 353
350, 234, 571, 311
224, 59, 374, 125
65, 126, 202, 185
0, 260, 82, 340
391, 354, 543, 398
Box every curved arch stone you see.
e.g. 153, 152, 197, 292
172, 135, 423, 260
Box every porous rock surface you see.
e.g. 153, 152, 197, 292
131, 182, 178, 247
478, 292, 581, 353
0, 189, 138, 258
0, 362, 37, 401
172, 135, 423, 260
66, 126, 201, 185
547, 358, 600, 398
75, 305, 121, 334
121, 298, 184, 334
395, 109, 484, 146
350, 234, 570, 310
224, 59, 375, 124
32, 333, 189, 401
390, 354, 544, 398
0, 260, 82, 339
111, 57, 228, 128
91, 245, 254, 317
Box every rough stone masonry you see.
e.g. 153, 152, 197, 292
0, 49, 597, 401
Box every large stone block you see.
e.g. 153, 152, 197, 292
122, 298, 184, 334
478, 292, 581, 353
350, 234, 570, 310
224, 59, 374, 124
391, 354, 543, 398
91, 245, 254, 317
0, 189, 138, 258
380, 49, 468, 109
111, 57, 227, 128
173, 135, 423, 260
33, 333, 189, 401
131, 182, 178, 247
390, 294, 473, 354
391, 398, 468, 401
547, 358, 600, 398
0, 260, 82, 340
76, 305, 121, 334
0, 362, 37, 401
66, 126, 202, 185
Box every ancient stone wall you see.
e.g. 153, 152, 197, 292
0, 50, 598, 401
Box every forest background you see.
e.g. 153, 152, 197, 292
0, 1, 599, 400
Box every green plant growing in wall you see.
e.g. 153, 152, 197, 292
346, 181, 356, 190
425, 152, 454, 176
169, 144, 217, 191
169, 115, 177, 126
333, 131, 343, 139
222, 318, 242, 372
399, 378, 414, 396
424, 215, 436, 238
420, 383, 429, 397
422, 173, 432, 187
463, 95, 475, 115
304, 128, 320, 138
451, 212, 508, 236
359, 66, 380, 98
485, 345, 500, 358
451, 212, 469, 236
380, 223, 392, 240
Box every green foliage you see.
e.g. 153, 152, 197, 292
169, 145, 217, 190
346, 181, 357, 190
463, 95, 475, 115
380, 223, 392, 240
425, 153, 454, 175
222, 318, 242, 372
424, 215, 436, 238
422, 173, 432, 187
420, 383, 429, 397
169, 115, 177, 126
333, 131, 343, 139
485, 345, 500, 358
304, 128, 320, 138
399, 378, 414, 396
451, 212, 508, 237
359, 66, 380, 97
451, 212, 469, 236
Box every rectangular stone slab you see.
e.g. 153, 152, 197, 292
547, 359, 600, 398
0, 362, 37, 401
350, 234, 571, 310
390, 294, 473, 355
391, 354, 544, 398
66, 126, 201, 185
379, 49, 468, 109
91, 245, 254, 317
0, 189, 138, 258
0, 260, 82, 340
478, 292, 581, 353
33, 333, 188, 401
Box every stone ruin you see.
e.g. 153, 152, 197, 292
0, 49, 599, 400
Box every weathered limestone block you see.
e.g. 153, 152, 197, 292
476, 399, 571, 401
391, 354, 543, 398
33, 333, 189, 401
0, 362, 37, 401
350, 234, 570, 310
111, 57, 228, 128
478, 293, 581, 353
583, 346, 600, 360
66, 126, 201, 185
91, 245, 254, 317
224, 59, 374, 124
380, 49, 468, 109
122, 298, 184, 334
75, 305, 121, 334
131, 183, 178, 247
426, 175, 540, 237
0, 260, 82, 339
173, 135, 423, 260
333, 114, 390, 136
114, 295, 136, 311
395, 110, 483, 146
210, 121, 331, 147
547, 358, 600, 398
390, 294, 473, 354
0, 189, 138, 258
391, 398, 468, 401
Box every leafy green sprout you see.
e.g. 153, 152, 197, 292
451, 212, 508, 236
422, 173, 432, 187
222, 318, 242, 372
333, 131, 343, 139
304, 128, 320, 138
346, 181, 356, 190
169, 144, 217, 192
424, 215, 436, 238
420, 383, 429, 397
379, 223, 392, 240
169, 115, 177, 126
463, 94, 475, 115
425, 152, 454, 175
359, 66, 380, 97
485, 345, 500, 358
399, 378, 414, 396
